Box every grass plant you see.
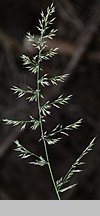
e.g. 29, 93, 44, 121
3, 3, 96, 200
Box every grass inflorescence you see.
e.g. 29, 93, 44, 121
3, 3, 96, 200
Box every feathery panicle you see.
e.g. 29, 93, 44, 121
3, 3, 96, 200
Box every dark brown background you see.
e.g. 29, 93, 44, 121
0, 0, 100, 200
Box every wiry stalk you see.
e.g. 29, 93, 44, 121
37, 50, 60, 200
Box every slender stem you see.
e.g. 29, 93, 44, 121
37, 60, 60, 200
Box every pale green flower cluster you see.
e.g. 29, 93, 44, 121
3, 3, 95, 200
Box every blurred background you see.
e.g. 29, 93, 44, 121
0, 0, 100, 200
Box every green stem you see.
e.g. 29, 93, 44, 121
37, 61, 60, 200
